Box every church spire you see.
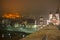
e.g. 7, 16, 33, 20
56, 7, 59, 13
49, 10, 52, 14
49, 11, 51, 14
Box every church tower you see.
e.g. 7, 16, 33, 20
49, 11, 53, 21
55, 8, 59, 21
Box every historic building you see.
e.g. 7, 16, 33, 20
47, 8, 60, 25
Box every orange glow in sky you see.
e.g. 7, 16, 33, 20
2, 12, 22, 19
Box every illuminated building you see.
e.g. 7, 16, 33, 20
39, 17, 44, 26
49, 12, 52, 20
47, 8, 60, 25
47, 12, 52, 25
55, 14, 59, 20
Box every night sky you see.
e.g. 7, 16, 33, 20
0, 0, 60, 19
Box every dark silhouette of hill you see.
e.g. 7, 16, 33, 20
21, 24, 60, 40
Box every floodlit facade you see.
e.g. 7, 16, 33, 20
47, 11, 60, 25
